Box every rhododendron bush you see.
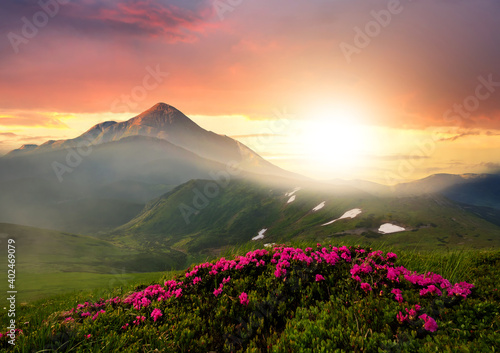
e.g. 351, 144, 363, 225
3, 245, 499, 352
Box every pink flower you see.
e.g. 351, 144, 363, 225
386, 267, 400, 282
405, 308, 417, 320
341, 252, 351, 262
391, 288, 404, 303
420, 285, 442, 297
239, 292, 249, 306
122, 323, 129, 330
91, 310, 105, 321
85, 334, 92, 339
315, 274, 325, 282
361, 283, 372, 292
193, 276, 202, 285
133, 316, 146, 326
386, 252, 397, 261
213, 288, 223, 297
448, 282, 475, 298
419, 314, 438, 332
223, 276, 231, 284
397, 311, 408, 323
151, 308, 163, 322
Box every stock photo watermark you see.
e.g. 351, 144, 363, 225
5, 238, 17, 346
7, 0, 70, 54
110, 65, 169, 113
213, 0, 244, 21
340, 0, 410, 64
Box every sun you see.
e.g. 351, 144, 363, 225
299, 104, 374, 173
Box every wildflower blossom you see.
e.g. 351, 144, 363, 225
133, 316, 146, 326
91, 310, 105, 321
420, 285, 442, 297
239, 292, 249, 306
315, 274, 325, 282
397, 311, 408, 323
151, 308, 163, 322
361, 283, 372, 292
405, 308, 417, 319
391, 288, 404, 303
386, 252, 397, 261
419, 314, 438, 332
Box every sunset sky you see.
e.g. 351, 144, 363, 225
1, 0, 500, 183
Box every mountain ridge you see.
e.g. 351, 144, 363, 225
4, 102, 296, 180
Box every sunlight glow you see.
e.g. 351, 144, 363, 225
299, 103, 374, 170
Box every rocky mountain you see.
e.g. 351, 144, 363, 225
5, 103, 291, 178
0, 103, 301, 233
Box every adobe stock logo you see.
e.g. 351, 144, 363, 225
110, 65, 169, 113
7, 0, 70, 54
213, 0, 244, 21
340, 0, 408, 64
443, 74, 500, 124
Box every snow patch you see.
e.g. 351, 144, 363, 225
312, 201, 326, 212
287, 195, 296, 203
378, 223, 405, 234
264, 243, 276, 248
252, 228, 268, 240
322, 208, 362, 226
285, 187, 301, 197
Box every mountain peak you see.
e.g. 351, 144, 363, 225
130, 103, 197, 129
149, 102, 176, 111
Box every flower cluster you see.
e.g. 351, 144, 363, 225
239, 292, 249, 306
59, 245, 475, 338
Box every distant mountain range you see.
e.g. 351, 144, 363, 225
331, 173, 500, 212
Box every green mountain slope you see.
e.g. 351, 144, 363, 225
110, 178, 500, 257
0, 223, 187, 301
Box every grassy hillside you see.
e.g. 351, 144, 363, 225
0, 223, 187, 302
2, 244, 498, 352
110, 178, 500, 256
